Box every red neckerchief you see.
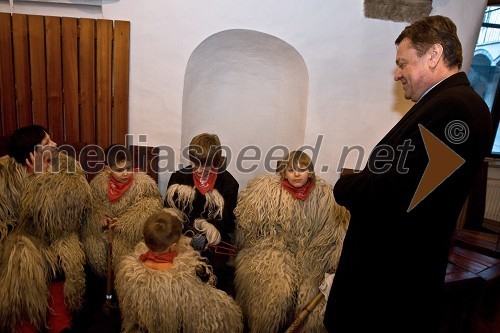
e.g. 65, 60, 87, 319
139, 250, 178, 263
193, 170, 217, 195
107, 172, 135, 203
280, 179, 314, 201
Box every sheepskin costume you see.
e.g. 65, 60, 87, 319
0, 154, 92, 332
164, 166, 239, 243
234, 174, 350, 333
0, 155, 28, 244
115, 235, 244, 333
82, 171, 163, 277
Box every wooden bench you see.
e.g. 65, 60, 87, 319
440, 233, 500, 333
453, 229, 500, 259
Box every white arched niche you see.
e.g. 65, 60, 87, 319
181, 29, 309, 189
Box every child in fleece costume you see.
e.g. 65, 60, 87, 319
115, 208, 243, 333
82, 144, 163, 277
234, 150, 350, 333
0, 153, 92, 332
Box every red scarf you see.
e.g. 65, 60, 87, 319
107, 173, 135, 202
139, 250, 178, 263
193, 171, 217, 195
280, 179, 314, 201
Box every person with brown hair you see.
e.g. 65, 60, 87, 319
164, 133, 239, 295
115, 208, 243, 333
234, 150, 349, 333
140, 208, 184, 271
324, 15, 493, 333
82, 144, 163, 278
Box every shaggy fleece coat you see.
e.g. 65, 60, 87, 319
82, 171, 163, 277
0, 155, 28, 244
234, 174, 350, 333
0, 154, 92, 332
115, 238, 244, 333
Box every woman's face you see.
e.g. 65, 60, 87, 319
284, 165, 310, 188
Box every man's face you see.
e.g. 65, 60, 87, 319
394, 38, 432, 102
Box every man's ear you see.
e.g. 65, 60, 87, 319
428, 43, 444, 69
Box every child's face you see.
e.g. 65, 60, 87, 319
193, 164, 213, 177
106, 160, 133, 183
284, 165, 310, 188
37, 131, 57, 158
32, 132, 58, 172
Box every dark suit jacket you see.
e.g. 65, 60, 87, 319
324, 72, 493, 333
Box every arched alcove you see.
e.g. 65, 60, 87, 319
181, 29, 309, 188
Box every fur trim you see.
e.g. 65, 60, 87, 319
51, 233, 86, 311
0, 232, 51, 332
164, 184, 224, 220
116, 242, 243, 333
0, 156, 89, 331
82, 171, 163, 276
17, 155, 92, 242
234, 174, 349, 332
165, 184, 196, 215
0, 156, 27, 243
203, 189, 224, 220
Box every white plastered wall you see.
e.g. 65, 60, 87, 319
0, 0, 488, 193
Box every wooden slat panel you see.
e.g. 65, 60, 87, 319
131, 145, 159, 183
28, 15, 48, 128
79, 18, 95, 144
0, 14, 130, 157
112, 20, 130, 145
61, 17, 79, 143
45, 16, 64, 141
0, 13, 17, 136
96, 19, 112, 149
12, 14, 32, 128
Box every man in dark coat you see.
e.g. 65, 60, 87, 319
324, 15, 493, 333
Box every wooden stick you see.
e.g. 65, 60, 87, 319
284, 292, 324, 333
102, 227, 114, 315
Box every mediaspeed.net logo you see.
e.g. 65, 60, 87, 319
407, 121, 467, 212
29, 119, 469, 212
